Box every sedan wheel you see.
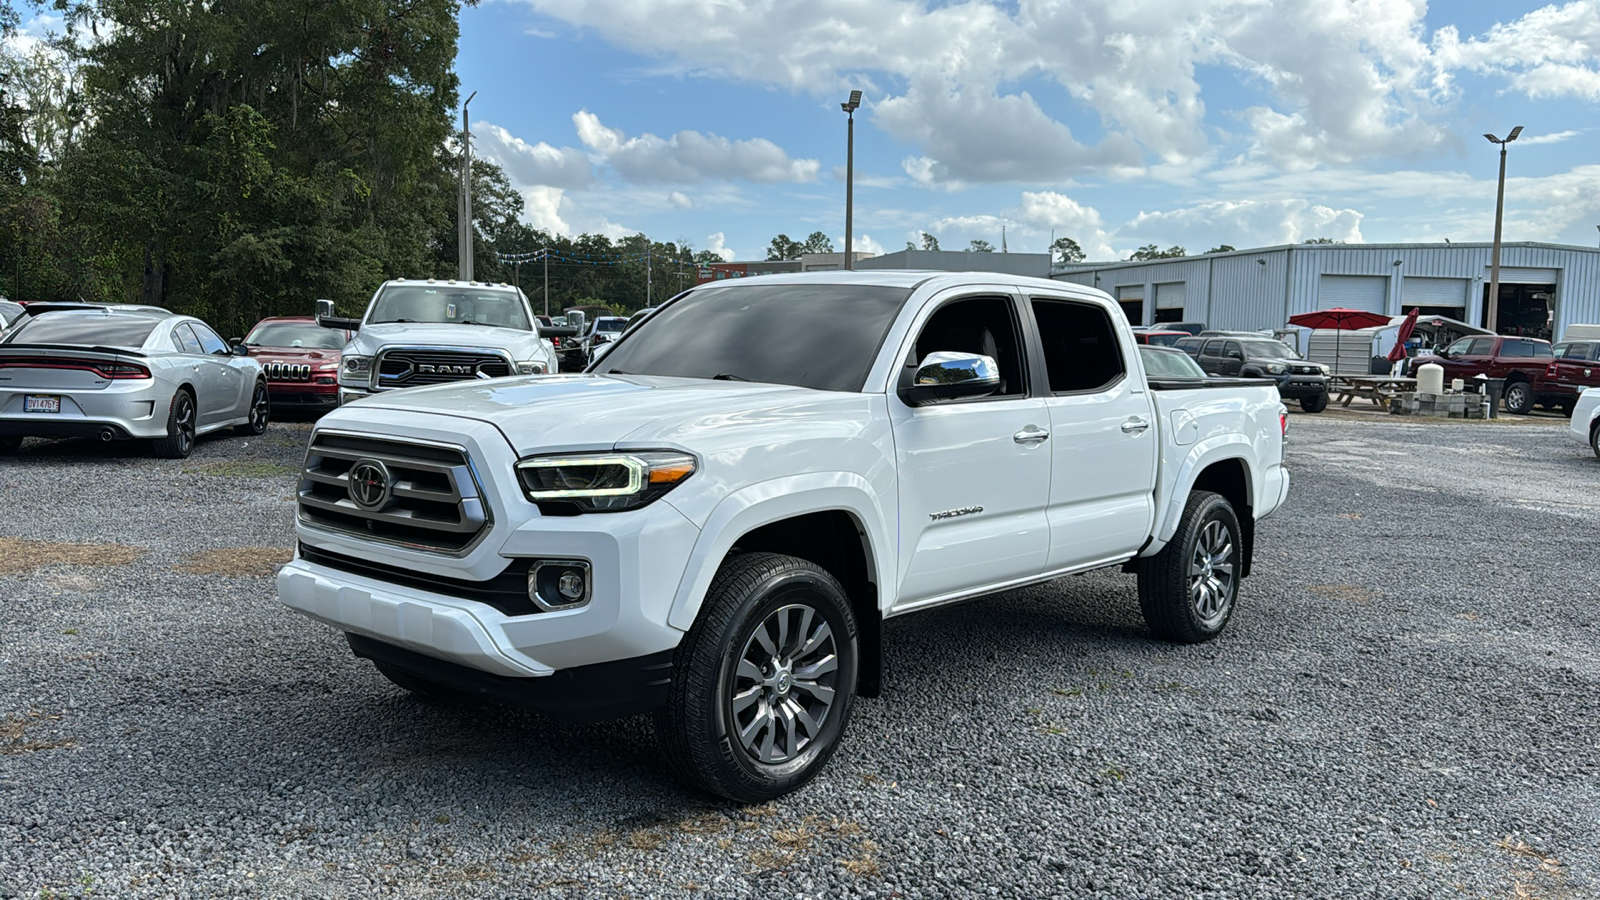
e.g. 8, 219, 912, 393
152, 390, 197, 459
236, 381, 270, 435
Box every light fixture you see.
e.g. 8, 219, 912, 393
1257, 259, 1267, 266
840, 91, 864, 270
1483, 124, 1524, 333
1393, 259, 1403, 266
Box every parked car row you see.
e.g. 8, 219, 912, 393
1405, 334, 1600, 416
1172, 333, 1332, 413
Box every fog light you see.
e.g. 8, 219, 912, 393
528, 559, 592, 612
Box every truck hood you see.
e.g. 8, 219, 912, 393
350, 322, 550, 360
342, 374, 857, 454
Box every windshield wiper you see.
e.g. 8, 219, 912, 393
711, 373, 750, 382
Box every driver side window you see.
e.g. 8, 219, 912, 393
907, 295, 1026, 398
1443, 337, 1473, 356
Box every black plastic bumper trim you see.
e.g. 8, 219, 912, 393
298, 542, 538, 616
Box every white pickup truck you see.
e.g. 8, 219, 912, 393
329, 279, 558, 405
278, 271, 1290, 801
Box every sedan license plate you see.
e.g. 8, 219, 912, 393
23, 394, 61, 414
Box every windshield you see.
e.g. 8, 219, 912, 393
367, 286, 531, 330
1140, 347, 1206, 378
2, 313, 161, 348
592, 283, 912, 392
1244, 340, 1300, 359
245, 322, 346, 349
0, 301, 22, 326
1144, 332, 1182, 347
595, 318, 626, 332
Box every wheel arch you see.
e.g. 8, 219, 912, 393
1153, 440, 1257, 577
667, 477, 891, 697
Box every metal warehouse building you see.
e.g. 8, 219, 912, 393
1053, 242, 1600, 342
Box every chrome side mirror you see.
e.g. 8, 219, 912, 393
314, 298, 335, 319
901, 352, 1001, 407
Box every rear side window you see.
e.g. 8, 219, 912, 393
190, 322, 229, 355
172, 325, 204, 355
1031, 298, 1126, 393
4, 314, 160, 348
1501, 339, 1551, 359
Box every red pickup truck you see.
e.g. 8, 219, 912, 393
1405, 335, 1554, 415
1537, 340, 1600, 416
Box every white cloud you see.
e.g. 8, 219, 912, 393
1122, 199, 1364, 249
516, 185, 632, 240
473, 122, 594, 190
1433, 2, 1600, 101
1518, 129, 1582, 146
924, 190, 1115, 257
573, 110, 819, 184
704, 232, 736, 261
667, 190, 694, 208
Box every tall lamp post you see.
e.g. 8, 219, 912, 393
840, 90, 862, 271
1483, 125, 1522, 333
458, 90, 478, 282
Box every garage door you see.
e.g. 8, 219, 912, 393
1318, 275, 1387, 313
1116, 285, 1145, 323
1154, 282, 1186, 310
1401, 277, 1467, 310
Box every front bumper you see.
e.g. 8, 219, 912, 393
0, 383, 168, 439
1273, 375, 1329, 399
268, 384, 339, 408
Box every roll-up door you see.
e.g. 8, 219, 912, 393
1116, 285, 1145, 323
1318, 275, 1387, 313
1155, 282, 1186, 309
1401, 277, 1467, 310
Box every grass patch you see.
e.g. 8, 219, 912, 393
182, 460, 300, 478
626, 828, 666, 851
172, 547, 292, 577
0, 537, 145, 576
839, 840, 882, 878
0, 711, 75, 755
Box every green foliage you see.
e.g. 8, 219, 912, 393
1302, 237, 1341, 244
766, 233, 802, 260
967, 239, 994, 253
799, 230, 833, 254
1128, 243, 1187, 260
1205, 244, 1236, 254
1050, 236, 1085, 264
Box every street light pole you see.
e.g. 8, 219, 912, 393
840, 90, 862, 271
1483, 125, 1522, 334
458, 90, 478, 282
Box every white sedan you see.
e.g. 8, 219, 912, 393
1572, 387, 1600, 459
0, 307, 269, 458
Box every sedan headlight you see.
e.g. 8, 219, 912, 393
341, 355, 372, 383
515, 451, 696, 513
516, 361, 546, 375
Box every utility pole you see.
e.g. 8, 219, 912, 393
1483, 125, 1522, 334
841, 90, 862, 270
543, 250, 550, 318
458, 91, 478, 281
646, 243, 652, 306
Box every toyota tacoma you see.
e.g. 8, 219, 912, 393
278, 272, 1291, 801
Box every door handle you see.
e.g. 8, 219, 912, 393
1120, 417, 1150, 435
1013, 426, 1050, 445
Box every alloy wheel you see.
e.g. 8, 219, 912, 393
1188, 519, 1235, 628
729, 603, 840, 765
250, 384, 269, 432
176, 394, 195, 453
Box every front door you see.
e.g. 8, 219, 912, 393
1437, 336, 1494, 381
889, 291, 1052, 611
1026, 294, 1159, 570
187, 323, 245, 425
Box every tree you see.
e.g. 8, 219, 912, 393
1205, 244, 1235, 254
693, 249, 724, 266
1128, 244, 1187, 261
766, 233, 802, 260
1303, 237, 1341, 244
919, 232, 940, 251
967, 239, 994, 253
799, 230, 833, 254
1050, 236, 1085, 265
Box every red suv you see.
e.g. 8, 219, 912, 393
1406, 335, 1553, 415
1535, 340, 1600, 416
239, 316, 353, 413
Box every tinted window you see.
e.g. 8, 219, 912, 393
1201, 340, 1225, 356
0, 301, 22, 326
1140, 346, 1206, 378
191, 323, 229, 355
246, 322, 346, 349
1145, 332, 1183, 347
1443, 337, 1475, 356
1242, 340, 1299, 359
591, 283, 910, 392
1032, 298, 1126, 393
1174, 337, 1203, 356
172, 325, 204, 354
1224, 341, 1243, 359
367, 285, 531, 330
1500, 339, 1551, 359
913, 295, 1027, 398
4, 313, 161, 348
595, 318, 627, 332
1465, 338, 1495, 355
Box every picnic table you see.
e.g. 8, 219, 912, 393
1329, 375, 1418, 409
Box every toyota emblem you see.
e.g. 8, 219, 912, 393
347, 458, 393, 511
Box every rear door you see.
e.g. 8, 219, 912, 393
184, 323, 244, 425
1026, 292, 1159, 570
888, 289, 1052, 610
1197, 340, 1227, 375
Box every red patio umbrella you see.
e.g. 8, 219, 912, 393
1387, 307, 1421, 364
1288, 308, 1394, 375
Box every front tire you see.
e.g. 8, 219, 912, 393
151, 389, 197, 459
236, 380, 270, 436
1300, 391, 1329, 413
1592, 422, 1599, 461
1503, 380, 1534, 415
1136, 491, 1242, 643
655, 552, 858, 803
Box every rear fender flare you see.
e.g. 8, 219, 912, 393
665, 473, 891, 632
1150, 437, 1257, 549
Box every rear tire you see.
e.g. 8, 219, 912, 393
1300, 391, 1329, 413
655, 552, 858, 803
1136, 491, 1242, 643
1592, 421, 1599, 460
151, 389, 197, 459
1503, 380, 1534, 415
235, 380, 270, 436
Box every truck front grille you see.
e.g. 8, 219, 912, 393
375, 350, 512, 389
297, 432, 490, 554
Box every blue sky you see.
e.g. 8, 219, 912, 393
457, 1, 1600, 261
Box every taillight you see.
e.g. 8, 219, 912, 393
1546, 363, 1559, 377
102, 363, 152, 379
0, 358, 151, 379
1280, 412, 1289, 437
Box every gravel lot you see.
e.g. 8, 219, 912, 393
2, 411, 1598, 899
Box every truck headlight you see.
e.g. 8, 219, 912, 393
516, 361, 546, 375
1264, 363, 1288, 375
341, 355, 372, 382
515, 451, 696, 512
